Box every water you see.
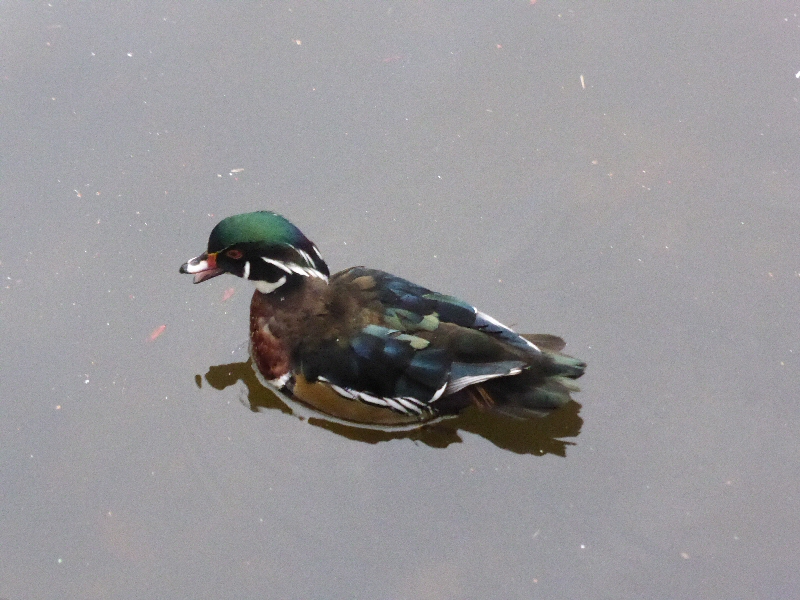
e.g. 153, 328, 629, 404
2, 3, 798, 598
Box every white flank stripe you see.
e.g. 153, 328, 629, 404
395, 398, 423, 415
320, 381, 432, 417
357, 392, 388, 408
330, 383, 357, 399
381, 397, 408, 413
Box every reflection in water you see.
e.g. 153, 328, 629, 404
199, 360, 582, 456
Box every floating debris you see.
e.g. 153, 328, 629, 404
149, 324, 166, 341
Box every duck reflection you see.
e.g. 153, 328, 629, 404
198, 360, 582, 457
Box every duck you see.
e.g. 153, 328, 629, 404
180, 211, 585, 426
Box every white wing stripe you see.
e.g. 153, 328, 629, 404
446, 367, 524, 395
430, 381, 448, 402
476, 310, 540, 351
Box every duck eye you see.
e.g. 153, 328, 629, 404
226, 249, 243, 260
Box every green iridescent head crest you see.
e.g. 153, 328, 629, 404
207, 211, 308, 253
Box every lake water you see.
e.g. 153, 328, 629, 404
2, 3, 798, 599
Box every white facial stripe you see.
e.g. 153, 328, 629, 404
296, 248, 314, 267
254, 276, 286, 294
261, 257, 293, 273
287, 263, 328, 280
288, 264, 313, 276
243, 260, 251, 280
261, 256, 327, 281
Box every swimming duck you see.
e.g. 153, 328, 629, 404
180, 211, 585, 426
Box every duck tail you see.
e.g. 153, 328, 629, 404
475, 344, 586, 418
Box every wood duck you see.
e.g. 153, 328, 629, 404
180, 211, 586, 426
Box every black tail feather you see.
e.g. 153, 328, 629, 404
520, 333, 566, 353
478, 347, 586, 416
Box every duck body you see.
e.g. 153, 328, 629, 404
181, 211, 585, 426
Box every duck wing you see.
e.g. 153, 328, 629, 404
292, 267, 584, 420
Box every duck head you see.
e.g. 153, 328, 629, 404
180, 211, 329, 294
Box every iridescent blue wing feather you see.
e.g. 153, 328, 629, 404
292, 267, 583, 418
365, 269, 542, 353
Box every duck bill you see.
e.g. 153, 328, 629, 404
179, 252, 225, 283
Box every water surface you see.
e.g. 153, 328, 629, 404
1, 3, 798, 598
